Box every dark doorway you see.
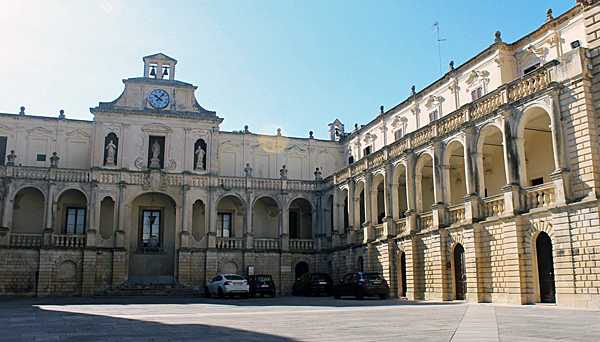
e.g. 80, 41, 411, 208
454, 244, 466, 300
536, 232, 556, 303
400, 252, 407, 297
0, 136, 7, 165
289, 210, 298, 238
357, 256, 364, 272
295, 261, 309, 279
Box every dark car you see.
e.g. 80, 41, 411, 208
248, 274, 276, 298
333, 272, 390, 299
292, 272, 333, 296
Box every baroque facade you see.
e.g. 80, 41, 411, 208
1, 2, 600, 308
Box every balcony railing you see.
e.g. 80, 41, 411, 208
53, 234, 86, 247
522, 183, 555, 211
10, 233, 42, 247
395, 218, 407, 235
481, 194, 505, 218
289, 239, 313, 250
418, 212, 434, 230
374, 224, 384, 239
216, 237, 243, 249
447, 204, 466, 225
254, 238, 279, 250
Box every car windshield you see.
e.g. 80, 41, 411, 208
257, 276, 272, 282
224, 275, 245, 280
312, 274, 330, 281
363, 273, 384, 280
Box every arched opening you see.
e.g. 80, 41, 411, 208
253, 196, 279, 238
536, 232, 555, 303
444, 141, 467, 206
216, 195, 245, 238
289, 198, 313, 239
12, 187, 45, 234
373, 174, 385, 224
56, 189, 88, 235
222, 261, 238, 274
520, 108, 555, 187
357, 256, 364, 272
340, 189, 349, 232
295, 261, 309, 279
478, 125, 506, 197
355, 182, 366, 225
416, 154, 434, 213
399, 252, 407, 297
326, 195, 334, 236
103, 132, 118, 166
191, 199, 206, 241
129, 192, 177, 283
393, 164, 408, 219
194, 139, 207, 171
99, 196, 115, 240
453, 244, 466, 300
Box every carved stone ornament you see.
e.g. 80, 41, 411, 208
193, 129, 210, 140
135, 131, 146, 169
391, 115, 407, 129
448, 81, 459, 94
424, 95, 443, 110
465, 70, 490, 87
363, 133, 376, 144
103, 123, 121, 133
143, 170, 167, 191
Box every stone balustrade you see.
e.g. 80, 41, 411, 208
216, 237, 243, 250
289, 239, 313, 250
374, 224, 384, 239
10, 234, 42, 247
53, 234, 86, 247
447, 204, 466, 225
418, 213, 434, 230
355, 229, 364, 243
254, 238, 279, 250
481, 195, 505, 218
522, 183, 555, 211
395, 219, 407, 235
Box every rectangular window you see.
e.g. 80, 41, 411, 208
471, 87, 483, 101
217, 212, 232, 237
66, 208, 86, 235
523, 63, 540, 75
142, 209, 161, 247
36, 154, 46, 162
394, 129, 403, 141
429, 110, 438, 123
363, 146, 371, 157
0, 136, 6, 165
530, 177, 544, 186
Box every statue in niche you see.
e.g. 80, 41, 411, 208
195, 145, 205, 170
244, 163, 253, 177
105, 140, 117, 166
280, 165, 287, 179
149, 140, 161, 169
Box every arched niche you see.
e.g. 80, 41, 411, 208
103, 132, 119, 166
12, 187, 45, 234
253, 196, 279, 238
194, 139, 207, 171
192, 199, 206, 241
99, 196, 115, 240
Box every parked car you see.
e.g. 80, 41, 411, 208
248, 274, 276, 298
292, 272, 333, 296
333, 272, 390, 300
205, 274, 249, 298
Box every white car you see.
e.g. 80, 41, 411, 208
205, 274, 249, 298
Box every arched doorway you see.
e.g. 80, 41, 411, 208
536, 232, 555, 303
129, 192, 177, 283
295, 261, 309, 279
398, 251, 407, 297
289, 198, 313, 239
454, 244, 466, 300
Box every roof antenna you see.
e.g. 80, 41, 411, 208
432, 21, 446, 76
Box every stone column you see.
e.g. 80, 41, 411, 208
432, 141, 446, 228
0, 182, 13, 246
114, 183, 127, 248
245, 191, 254, 250
180, 186, 190, 249
463, 127, 481, 221
548, 88, 571, 205
500, 105, 522, 215
404, 153, 418, 233
280, 191, 289, 250
43, 182, 56, 246
207, 189, 217, 248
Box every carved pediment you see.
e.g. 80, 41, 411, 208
221, 141, 240, 150
391, 116, 407, 129
424, 95, 443, 110
141, 123, 173, 133
285, 145, 305, 154
193, 129, 210, 140
27, 127, 54, 137
0, 123, 13, 135
364, 133, 377, 144
66, 129, 92, 140
465, 70, 490, 86
103, 123, 121, 133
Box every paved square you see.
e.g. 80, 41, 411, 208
0, 296, 599, 341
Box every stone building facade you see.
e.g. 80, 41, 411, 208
1, 2, 600, 308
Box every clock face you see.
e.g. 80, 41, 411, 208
149, 89, 170, 109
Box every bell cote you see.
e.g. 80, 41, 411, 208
143, 53, 177, 81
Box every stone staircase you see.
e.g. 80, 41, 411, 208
98, 283, 201, 297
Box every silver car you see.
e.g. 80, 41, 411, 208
205, 274, 249, 298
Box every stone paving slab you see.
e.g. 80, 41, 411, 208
0, 296, 599, 341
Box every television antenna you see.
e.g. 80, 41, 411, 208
432, 22, 446, 76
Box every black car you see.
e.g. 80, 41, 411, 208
292, 272, 333, 296
248, 274, 276, 298
333, 272, 390, 299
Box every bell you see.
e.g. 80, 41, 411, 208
162, 67, 168, 76
149, 66, 156, 76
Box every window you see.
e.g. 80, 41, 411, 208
36, 154, 46, 162
141, 210, 161, 247
523, 63, 540, 75
429, 110, 438, 123
66, 208, 86, 235
363, 146, 371, 157
471, 86, 483, 101
531, 177, 544, 186
0, 136, 6, 165
394, 129, 403, 141
217, 212, 232, 237
348, 155, 354, 164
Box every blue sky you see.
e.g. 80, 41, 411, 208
1, 1, 576, 139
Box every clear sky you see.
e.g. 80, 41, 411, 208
1, 1, 576, 139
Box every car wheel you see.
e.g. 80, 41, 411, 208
333, 288, 341, 299
354, 288, 364, 300
270, 292, 276, 298
205, 287, 211, 298
218, 287, 224, 299
260, 293, 264, 298
241, 292, 249, 299
379, 294, 388, 300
